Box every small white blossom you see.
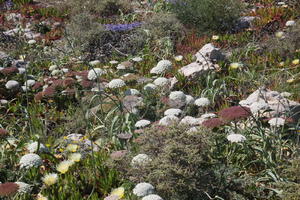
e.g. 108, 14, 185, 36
132, 57, 143, 62
48, 65, 57, 71
26, 142, 48, 153
227, 134, 246, 143
200, 113, 217, 119
25, 79, 36, 87
15, 182, 32, 194
194, 97, 210, 107
135, 120, 151, 128
124, 88, 140, 96
27, 39, 36, 44
268, 117, 285, 127
88, 68, 105, 81
150, 60, 172, 74
285, 20, 295, 27
108, 79, 126, 89
18, 68, 26, 74
153, 77, 169, 87
89, 60, 100, 66
185, 95, 195, 105
159, 115, 179, 126
144, 83, 157, 92
5, 80, 19, 89
174, 55, 183, 61
19, 153, 42, 169
169, 91, 186, 102
131, 154, 151, 167
51, 69, 61, 76
142, 194, 164, 200
180, 116, 200, 126
164, 108, 182, 116
109, 60, 118, 65
133, 182, 155, 197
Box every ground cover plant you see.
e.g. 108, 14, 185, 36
0, 0, 300, 199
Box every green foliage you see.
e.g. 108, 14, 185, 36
169, 0, 244, 34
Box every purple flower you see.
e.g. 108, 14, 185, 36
5, 0, 14, 10
104, 22, 142, 32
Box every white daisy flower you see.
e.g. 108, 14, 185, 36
42, 173, 58, 186
87, 68, 105, 81
227, 134, 246, 143
268, 117, 285, 127
150, 60, 172, 74
19, 153, 43, 169
135, 120, 151, 128
164, 108, 182, 116
108, 79, 126, 89
133, 182, 155, 197
194, 97, 210, 107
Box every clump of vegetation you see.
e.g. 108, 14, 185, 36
169, 0, 244, 34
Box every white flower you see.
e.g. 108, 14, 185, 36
15, 182, 32, 193
68, 153, 82, 162
124, 88, 140, 96
285, 20, 295, 27
57, 160, 74, 174
227, 134, 246, 143
42, 173, 58, 186
48, 65, 57, 71
142, 194, 164, 200
135, 120, 151, 128
275, 31, 284, 38
87, 68, 105, 81
108, 79, 126, 89
250, 102, 269, 114
133, 182, 155, 197
131, 154, 151, 167
200, 113, 217, 119
27, 39, 36, 44
174, 55, 183, 62
268, 117, 285, 127
187, 127, 198, 133
194, 97, 210, 107
89, 60, 100, 66
169, 91, 186, 102
159, 115, 179, 126
5, 80, 19, 89
164, 108, 182, 116
229, 62, 243, 70
132, 57, 143, 62
180, 116, 200, 126
19, 153, 42, 169
26, 142, 48, 153
51, 69, 61, 76
144, 83, 157, 92
185, 95, 195, 105
62, 68, 69, 73
150, 60, 172, 74
153, 77, 169, 87
25, 79, 36, 87
109, 60, 118, 65
18, 68, 26, 74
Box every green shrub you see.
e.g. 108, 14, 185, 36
169, 0, 244, 34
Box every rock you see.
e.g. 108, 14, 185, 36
234, 16, 256, 32
5, 80, 19, 89
122, 95, 144, 114
239, 88, 299, 117
179, 43, 224, 78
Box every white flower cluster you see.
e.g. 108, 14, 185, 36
135, 119, 151, 128
133, 182, 155, 197
268, 117, 285, 127
185, 95, 195, 105
144, 83, 157, 92
150, 60, 172, 74
124, 88, 140, 96
131, 154, 151, 167
19, 153, 43, 169
108, 79, 126, 89
5, 80, 19, 90
227, 134, 246, 143
15, 182, 32, 194
180, 116, 200, 126
159, 115, 179, 126
26, 142, 49, 153
169, 91, 186, 103
194, 97, 210, 107
153, 77, 169, 87
87, 68, 105, 81
164, 108, 182, 116
142, 194, 164, 200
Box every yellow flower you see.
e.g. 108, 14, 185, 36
292, 59, 299, 65
286, 78, 295, 83
174, 55, 183, 62
212, 35, 219, 40
229, 62, 243, 70
275, 31, 284, 38
19, 55, 26, 61
68, 153, 82, 162
66, 144, 78, 152
56, 160, 74, 174
37, 194, 48, 200
111, 187, 125, 199
42, 173, 58, 186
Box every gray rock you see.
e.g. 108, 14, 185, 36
234, 16, 256, 32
